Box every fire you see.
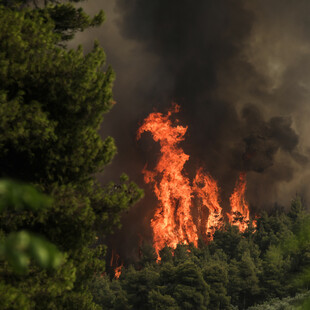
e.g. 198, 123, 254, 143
193, 168, 223, 241
114, 263, 123, 279
138, 104, 255, 257
137, 104, 198, 256
228, 172, 250, 232
110, 250, 123, 279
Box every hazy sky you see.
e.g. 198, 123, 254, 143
71, 0, 310, 259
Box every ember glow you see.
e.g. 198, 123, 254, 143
110, 250, 123, 279
114, 263, 123, 279
137, 105, 255, 256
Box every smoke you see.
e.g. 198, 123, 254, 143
70, 0, 310, 259
238, 103, 304, 173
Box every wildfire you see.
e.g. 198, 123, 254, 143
193, 168, 222, 241
114, 263, 123, 279
110, 250, 123, 279
138, 104, 255, 257
228, 172, 250, 232
137, 104, 198, 256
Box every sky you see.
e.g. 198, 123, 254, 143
71, 0, 310, 259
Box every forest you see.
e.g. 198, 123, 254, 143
0, 1, 310, 309
98, 199, 310, 309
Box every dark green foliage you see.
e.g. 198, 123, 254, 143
0, 180, 63, 274
0, 179, 52, 212
210, 225, 243, 260
171, 261, 209, 309
159, 245, 173, 263
288, 196, 305, 221
90, 276, 130, 310
1, 1, 310, 309
261, 245, 290, 299
237, 252, 260, 308
147, 289, 179, 310
92, 198, 310, 310
122, 265, 160, 309
0, 2, 143, 309
97, 174, 143, 231
1, 230, 63, 272
0, 180, 71, 309
0, 0, 104, 42
139, 242, 158, 267
47, 3, 105, 41
0, 5, 115, 184
203, 260, 230, 309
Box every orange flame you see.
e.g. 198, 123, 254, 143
138, 105, 254, 256
110, 250, 123, 279
228, 172, 250, 232
193, 168, 223, 240
114, 263, 123, 279
137, 104, 197, 256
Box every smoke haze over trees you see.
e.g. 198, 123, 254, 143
71, 0, 310, 259
2, 0, 310, 308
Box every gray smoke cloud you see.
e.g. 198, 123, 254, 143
70, 0, 310, 260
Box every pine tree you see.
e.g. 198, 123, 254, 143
238, 251, 260, 309
203, 260, 230, 310
0, 3, 143, 308
171, 261, 210, 309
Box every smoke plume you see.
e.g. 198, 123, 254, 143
71, 0, 310, 260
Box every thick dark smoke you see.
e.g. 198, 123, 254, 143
71, 0, 310, 260
239, 104, 305, 173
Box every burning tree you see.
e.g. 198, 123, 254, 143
138, 104, 255, 257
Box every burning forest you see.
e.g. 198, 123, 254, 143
137, 104, 255, 257
2, 0, 310, 309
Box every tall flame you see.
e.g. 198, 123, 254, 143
228, 172, 250, 232
137, 104, 198, 255
193, 168, 222, 241
138, 105, 254, 256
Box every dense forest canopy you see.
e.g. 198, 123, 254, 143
92, 198, 310, 309
0, 1, 310, 310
